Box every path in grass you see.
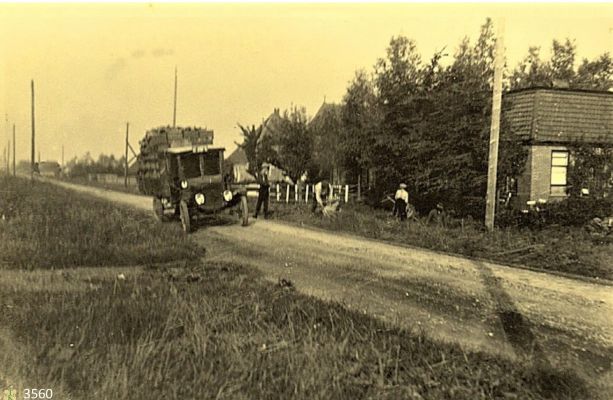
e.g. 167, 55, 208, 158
42, 178, 613, 393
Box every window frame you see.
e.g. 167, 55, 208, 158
550, 150, 569, 195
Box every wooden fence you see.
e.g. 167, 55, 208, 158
245, 183, 362, 204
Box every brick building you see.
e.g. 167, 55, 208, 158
504, 87, 613, 207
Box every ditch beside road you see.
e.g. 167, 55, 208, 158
45, 178, 613, 392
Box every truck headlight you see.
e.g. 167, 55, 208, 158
223, 190, 233, 202
195, 193, 205, 205
180, 180, 188, 189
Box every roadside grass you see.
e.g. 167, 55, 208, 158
0, 176, 204, 269
265, 201, 613, 280
0, 263, 591, 400
64, 176, 141, 195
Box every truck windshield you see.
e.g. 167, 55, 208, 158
202, 151, 221, 175
180, 154, 201, 179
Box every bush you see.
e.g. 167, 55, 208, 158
497, 197, 613, 229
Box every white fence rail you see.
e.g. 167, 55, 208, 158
246, 183, 361, 204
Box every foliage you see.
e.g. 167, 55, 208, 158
339, 70, 380, 183
511, 39, 612, 90
236, 123, 264, 178
272, 106, 316, 182
496, 197, 613, 230
566, 143, 613, 198
65, 152, 127, 178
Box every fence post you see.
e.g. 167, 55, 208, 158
295, 184, 299, 202
305, 184, 310, 202
276, 184, 280, 202
285, 184, 290, 203
345, 185, 349, 203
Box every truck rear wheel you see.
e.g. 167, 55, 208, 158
240, 195, 249, 227
153, 197, 164, 222
179, 200, 191, 233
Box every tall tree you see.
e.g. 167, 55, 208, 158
274, 106, 315, 182
339, 70, 380, 184
550, 38, 576, 83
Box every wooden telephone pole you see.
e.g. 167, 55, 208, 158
31, 80, 35, 180
485, 20, 505, 231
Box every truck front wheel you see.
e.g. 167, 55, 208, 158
240, 195, 249, 227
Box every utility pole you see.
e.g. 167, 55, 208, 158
124, 122, 129, 187
7, 140, 10, 174
62, 144, 64, 168
13, 124, 16, 176
31, 80, 35, 180
172, 66, 177, 128
485, 20, 505, 231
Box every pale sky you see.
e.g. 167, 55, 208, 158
1, 3, 612, 163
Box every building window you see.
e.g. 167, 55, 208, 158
550, 150, 569, 195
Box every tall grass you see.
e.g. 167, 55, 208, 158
0, 176, 204, 269
1, 263, 590, 400
269, 202, 613, 280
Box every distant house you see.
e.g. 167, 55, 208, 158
504, 87, 613, 206
226, 108, 291, 184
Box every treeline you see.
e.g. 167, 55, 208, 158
238, 19, 612, 217
64, 153, 127, 177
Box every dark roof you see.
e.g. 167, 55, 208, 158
503, 87, 613, 144
226, 147, 248, 165
309, 102, 341, 128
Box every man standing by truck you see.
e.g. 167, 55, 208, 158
254, 163, 270, 219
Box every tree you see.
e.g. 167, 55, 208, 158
511, 38, 611, 91
575, 53, 613, 91
273, 106, 315, 182
236, 124, 264, 178
510, 46, 551, 89
550, 38, 576, 84
370, 36, 425, 201
339, 70, 380, 184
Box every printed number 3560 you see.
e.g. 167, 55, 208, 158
24, 389, 53, 399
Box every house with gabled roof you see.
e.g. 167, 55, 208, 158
504, 87, 613, 206
226, 108, 290, 183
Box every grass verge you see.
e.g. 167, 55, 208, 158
265, 201, 613, 281
1, 263, 591, 400
0, 176, 204, 269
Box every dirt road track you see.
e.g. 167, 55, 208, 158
47, 179, 613, 392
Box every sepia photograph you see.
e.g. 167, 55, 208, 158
1, 2, 612, 399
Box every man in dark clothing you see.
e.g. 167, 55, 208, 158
254, 164, 270, 219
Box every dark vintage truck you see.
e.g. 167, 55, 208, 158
136, 126, 248, 232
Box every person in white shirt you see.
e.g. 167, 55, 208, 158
311, 179, 334, 214
394, 183, 410, 221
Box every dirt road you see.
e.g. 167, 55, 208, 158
48, 179, 613, 390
